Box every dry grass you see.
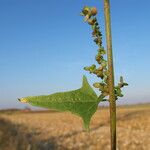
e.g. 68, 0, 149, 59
0, 104, 150, 150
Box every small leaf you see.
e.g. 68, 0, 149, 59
115, 88, 123, 97
120, 76, 124, 83
18, 76, 103, 131
123, 83, 128, 86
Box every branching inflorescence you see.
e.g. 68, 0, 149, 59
18, 5, 128, 132
81, 6, 128, 101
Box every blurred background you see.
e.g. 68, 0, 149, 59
0, 0, 150, 150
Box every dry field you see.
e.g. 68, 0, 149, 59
0, 104, 149, 150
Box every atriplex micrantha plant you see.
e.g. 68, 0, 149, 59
19, 3, 128, 150
81, 6, 128, 101
81, 4, 128, 149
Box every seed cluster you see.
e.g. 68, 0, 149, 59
115, 76, 128, 100
81, 6, 128, 101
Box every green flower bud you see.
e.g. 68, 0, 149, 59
99, 85, 104, 91
82, 6, 90, 15
101, 61, 107, 68
98, 47, 106, 55
93, 69, 99, 74
97, 71, 104, 78
96, 56, 103, 64
89, 68, 94, 73
104, 70, 109, 76
91, 64, 96, 69
92, 24, 96, 30
88, 19, 95, 25
102, 92, 109, 97
104, 85, 109, 92
93, 82, 101, 88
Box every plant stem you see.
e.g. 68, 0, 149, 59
103, 0, 116, 150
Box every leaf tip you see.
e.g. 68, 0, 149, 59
18, 98, 28, 103
82, 75, 88, 87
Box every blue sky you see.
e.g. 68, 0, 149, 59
0, 0, 150, 109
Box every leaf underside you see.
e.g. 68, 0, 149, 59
19, 76, 102, 130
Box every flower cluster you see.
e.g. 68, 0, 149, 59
114, 76, 128, 100
81, 6, 128, 101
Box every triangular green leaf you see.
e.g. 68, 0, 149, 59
19, 76, 102, 130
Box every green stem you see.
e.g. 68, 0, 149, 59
104, 0, 116, 150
